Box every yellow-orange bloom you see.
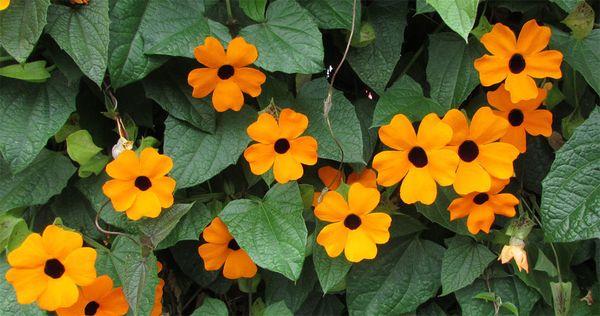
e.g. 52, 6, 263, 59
474, 19, 562, 103
373, 113, 459, 205
188, 36, 266, 112
499, 238, 529, 273
448, 178, 518, 234
244, 109, 318, 183
151, 262, 164, 316
0, 0, 9, 10
56, 275, 129, 316
442, 107, 519, 195
315, 183, 391, 262
198, 218, 258, 279
347, 168, 377, 188
487, 83, 552, 153
102, 148, 176, 220
5, 225, 97, 311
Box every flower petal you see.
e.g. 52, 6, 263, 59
448, 195, 474, 221
278, 108, 308, 139
193, 36, 226, 68
37, 276, 80, 311
481, 22, 517, 56
99, 287, 129, 315
466, 205, 495, 234
139, 148, 173, 178
504, 73, 539, 103
378, 114, 416, 150
348, 183, 380, 215
212, 80, 244, 112
361, 213, 391, 244
149, 177, 176, 208
525, 50, 563, 79
80, 275, 113, 301
474, 55, 509, 86
316, 222, 348, 258
273, 153, 303, 183
487, 84, 514, 111
63, 247, 97, 286
7, 233, 48, 268
226, 37, 259, 67
442, 109, 469, 145
501, 126, 527, 153
372, 150, 410, 187
188, 68, 219, 99
516, 20, 551, 54
223, 249, 258, 279
453, 161, 492, 195
126, 191, 162, 220
524, 109, 553, 136
5, 267, 47, 305
289, 136, 318, 166
347, 168, 377, 188
314, 190, 350, 222
103, 180, 138, 212
202, 218, 232, 244
469, 106, 509, 144
244, 143, 276, 175
232, 67, 266, 97
198, 243, 229, 271
344, 228, 377, 262
246, 112, 280, 143
489, 193, 519, 217
105, 150, 139, 180
478, 142, 519, 179
417, 113, 453, 150
318, 166, 343, 190
400, 167, 437, 205
427, 148, 459, 186
42, 225, 83, 260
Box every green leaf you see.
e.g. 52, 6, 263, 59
372, 75, 448, 127
426, 32, 483, 107
533, 249, 558, 277
0, 256, 45, 315
312, 223, 352, 293
0, 61, 50, 82
264, 301, 293, 316
191, 297, 229, 316
295, 78, 364, 164
301, 0, 360, 30
540, 108, 600, 242
346, 237, 444, 314
474, 292, 498, 302
0, 150, 75, 213
158, 202, 213, 250
0, 73, 78, 173
240, 0, 267, 22
0, 0, 50, 63
416, 187, 471, 235
46, 0, 109, 86
143, 0, 212, 58
551, 28, 600, 96
66, 130, 102, 166
239, 0, 324, 74
108, 236, 159, 316
0, 213, 28, 252
143, 62, 216, 133
77, 154, 110, 178
264, 262, 317, 312
137, 203, 195, 248
347, 0, 408, 94
220, 182, 307, 280
426, 0, 479, 41
456, 278, 539, 316
501, 302, 520, 316
550, 0, 579, 12
164, 109, 254, 188
415, 0, 435, 14
441, 236, 496, 295
50, 187, 103, 240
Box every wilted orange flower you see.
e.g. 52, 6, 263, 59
373, 113, 459, 205
0, 0, 9, 10
448, 178, 518, 234
102, 148, 176, 220
442, 107, 519, 195
244, 109, 318, 183
5, 225, 97, 311
499, 238, 529, 273
151, 262, 164, 316
188, 36, 266, 112
487, 83, 552, 153
198, 218, 258, 279
474, 19, 563, 103
56, 275, 128, 316
315, 183, 391, 262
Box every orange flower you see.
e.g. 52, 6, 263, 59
372, 113, 459, 205
244, 109, 318, 183
5, 225, 97, 311
188, 36, 266, 112
0, 0, 9, 10
312, 166, 344, 206
198, 218, 258, 279
474, 19, 563, 103
102, 148, 176, 220
447, 178, 518, 234
151, 262, 164, 316
487, 83, 552, 152
498, 238, 529, 273
315, 183, 391, 262
56, 275, 129, 316
347, 168, 377, 188
442, 107, 519, 195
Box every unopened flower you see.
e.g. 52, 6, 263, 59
499, 237, 529, 273
56, 275, 128, 316
111, 137, 134, 159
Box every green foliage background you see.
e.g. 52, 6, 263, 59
0, 0, 599, 315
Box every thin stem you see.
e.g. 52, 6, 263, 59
94, 200, 140, 246
225, 0, 235, 25
549, 242, 563, 283
248, 292, 253, 315
45, 64, 57, 72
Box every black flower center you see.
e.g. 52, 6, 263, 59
458, 140, 479, 162
44, 259, 65, 279
508, 54, 526, 74
408, 146, 428, 168
274, 138, 290, 154
84, 301, 100, 315
134, 176, 152, 191
473, 193, 489, 205
508, 109, 524, 126
344, 214, 362, 230
228, 239, 240, 250
217, 65, 235, 79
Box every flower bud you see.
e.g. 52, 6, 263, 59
111, 137, 133, 159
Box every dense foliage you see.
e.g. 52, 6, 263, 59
0, 0, 599, 315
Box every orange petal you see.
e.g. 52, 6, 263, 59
243, 143, 276, 175
347, 168, 377, 188
212, 80, 244, 112
469, 107, 509, 144
139, 148, 173, 178
466, 205, 495, 234
188, 68, 219, 99
314, 190, 350, 222
232, 67, 266, 97
63, 247, 97, 286
202, 218, 232, 244
37, 276, 80, 311
80, 275, 113, 301
400, 167, 437, 205
516, 20, 551, 54
0, 0, 9, 11
103, 180, 138, 212
478, 142, 520, 179
524, 109, 553, 136
490, 193, 519, 217
525, 50, 563, 79
453, 161, 492, 195
501, 126, 527, 153
504, 73, 539, 103
273, 153, 303, 183
486, 84, 514, 111
344, 228, 377, 262
318, 166, 343, 189
5, 267, 47, 305
427, 148, 459, 186
348, 183, 380, 215
7, 233, 48, 268
194, 37, 226, 68
105, 150, 139, 180
278, 108, 309, 139
378, 114, 417, 150
316, 222, 348, 258
481, 23, 517, 56
448, 195, 473, 221
489, 177, 511, 194
519, 88, 547, 111
42, 225, 83, 260
289, 136, 318, 165
361, 213, 391, 244
98, 287, 129, 315
246, 112, 280, 143
417, 113, 453, 150
126, 191, 162, 220
198, 243, 229, 271
372, 150, 410, 187
442, 109, 469, 145
222, 249, 258, 279
474, 55, 509, 87
149, 177, 176, 208
226, 37, 259, 67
